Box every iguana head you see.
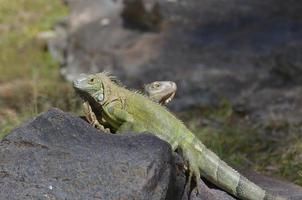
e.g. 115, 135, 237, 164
144, 81, 177, 104
73, 73, 111, 105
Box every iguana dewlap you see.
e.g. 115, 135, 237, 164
73, 72, 286, 200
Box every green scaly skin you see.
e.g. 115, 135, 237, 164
82, 80, 176, 131
73, 72, 286, 200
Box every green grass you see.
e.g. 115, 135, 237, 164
0, 0, 81, 137
181, 104, 302, 186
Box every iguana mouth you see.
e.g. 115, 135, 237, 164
73, 74, 89, 90
160, 91, 176, 104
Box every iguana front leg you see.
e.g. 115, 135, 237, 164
103, 102, 146, 133
83, 101, 110, 132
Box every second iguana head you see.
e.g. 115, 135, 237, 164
144, 81, 177, 105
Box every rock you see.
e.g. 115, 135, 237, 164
189, 186, 235, 200
50, 0, 302, 126
210, 189, 236, 200
187, 179, 234, 200
0, 108, 173, 200
172, 152, 231, 200
244, 171, 302, 200
269, 44, 302, 85
121, 0, 163, 31
64, 0, 123, 32
0, 108, 302, 199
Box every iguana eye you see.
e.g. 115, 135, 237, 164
89, 78, 95, 83
152, 82, 160, 88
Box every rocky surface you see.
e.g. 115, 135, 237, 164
49, 0, 302, 125
243, 171, 302, 200
0, 108, 301, 199
0, 108, 173, 200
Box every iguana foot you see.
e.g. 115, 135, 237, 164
83, 101, 110, 133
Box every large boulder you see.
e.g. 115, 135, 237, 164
0, 108, 301, 199
0, 108, 173, 200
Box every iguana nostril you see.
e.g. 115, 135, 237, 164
73, 80, 80, 88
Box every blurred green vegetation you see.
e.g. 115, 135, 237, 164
0, 0, 81, 137
181, 103, 302, 186
0, 0, 301, 187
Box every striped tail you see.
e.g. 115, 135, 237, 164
180, 136, 287, 200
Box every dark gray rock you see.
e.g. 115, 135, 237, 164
1, 108, 301, 199
121, 0, 163, 32
0, 108, 173, 200
210, 189, 236, 200
51, 0, 302, 125
186, 179, 232, 200
244, 171, 302, 200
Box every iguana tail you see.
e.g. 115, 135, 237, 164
180, 134, 287, 200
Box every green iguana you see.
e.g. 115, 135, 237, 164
82, 80, 177, 131
73, 72, 286, 200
